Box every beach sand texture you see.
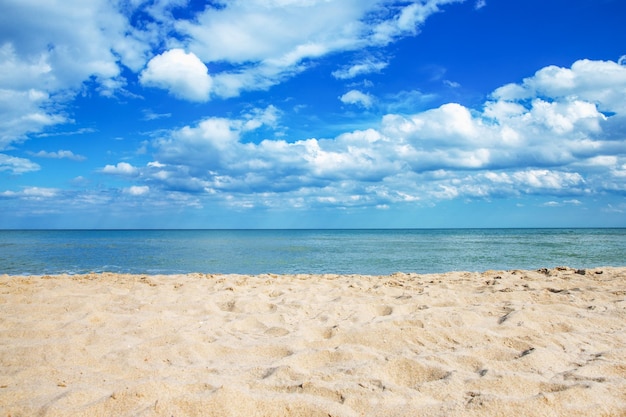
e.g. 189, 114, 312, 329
1, 267, 625, 416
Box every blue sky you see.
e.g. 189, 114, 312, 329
1, 0, 626, 228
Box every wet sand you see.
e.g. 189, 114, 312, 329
1, 267, 625, 416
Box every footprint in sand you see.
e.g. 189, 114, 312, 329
376, 305, 394, 317
218, 300, 238, 312
264, 326, 290, 337
385, 358, 451, 388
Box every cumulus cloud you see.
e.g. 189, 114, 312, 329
108, 58, 626, 209
0, 88, 67, 149
172, 0, 461, 98
4, 1, 625, 216
0, 0, 161, 148
0, 5, 120, 91
340, 90, 375, 108
140, 49, 213, 101
0, 0, 464, 146
492, 59, 626, 113
152, 106, 282, 174
0, 154, 40, 174
101, 162, 138, 176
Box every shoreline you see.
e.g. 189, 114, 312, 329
2, 267, 625, 416
1, 264, 620, 279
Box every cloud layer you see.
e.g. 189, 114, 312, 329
147, 0, 461, 99
0, 0, 462, 153
95, 58, 626, 211
1, 0, 625, 225
140, 49, 213, 101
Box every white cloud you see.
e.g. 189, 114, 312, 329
542, 199, 582, 207
176, 0, 365, 63
22, 186, 58, 198
30, 150, 86, 161
370, 0, 465, 45
1, 186, 58, 200
475, 0, 486, 10
492, 59, 626, 113
0, 43, 52, 91
140, 49, 213, 102
0, 88, 67, 149
153, 105, 281, 172
0, 0, 159, 147
142, 110, 172, 121
0, 185, 204, 221
0, 154, 40, 174
511, 170, 584, 190
340, 90, 375, 108
443, 79, 461, 88
332, 57, 388, 79
119, 58, 626, 209
241, 105, 281, 131
4, 2, 625, 214
0, 0, 470, 152
383, 89, 437, 113
125, 185, 150, 196
102, 162, 138, 176
583, 155, 618, 167
0, 0, 465, 145
171, 0, 461, 98
34, 128, 96, 138
0, 3, 121, 91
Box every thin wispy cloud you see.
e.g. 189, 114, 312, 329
142, 110, 172, 121
332, 57, 389, 80
29, 150, 86, 161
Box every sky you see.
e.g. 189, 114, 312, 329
1, 0, 626, 229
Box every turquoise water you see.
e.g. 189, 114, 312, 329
0, 229, 624, 275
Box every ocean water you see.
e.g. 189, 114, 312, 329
0, 229, 624, 276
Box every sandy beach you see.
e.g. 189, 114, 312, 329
1, 267, 625, 416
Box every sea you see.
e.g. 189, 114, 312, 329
0, 229, 625, 276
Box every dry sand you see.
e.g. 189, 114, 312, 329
1, 267, 625, 416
